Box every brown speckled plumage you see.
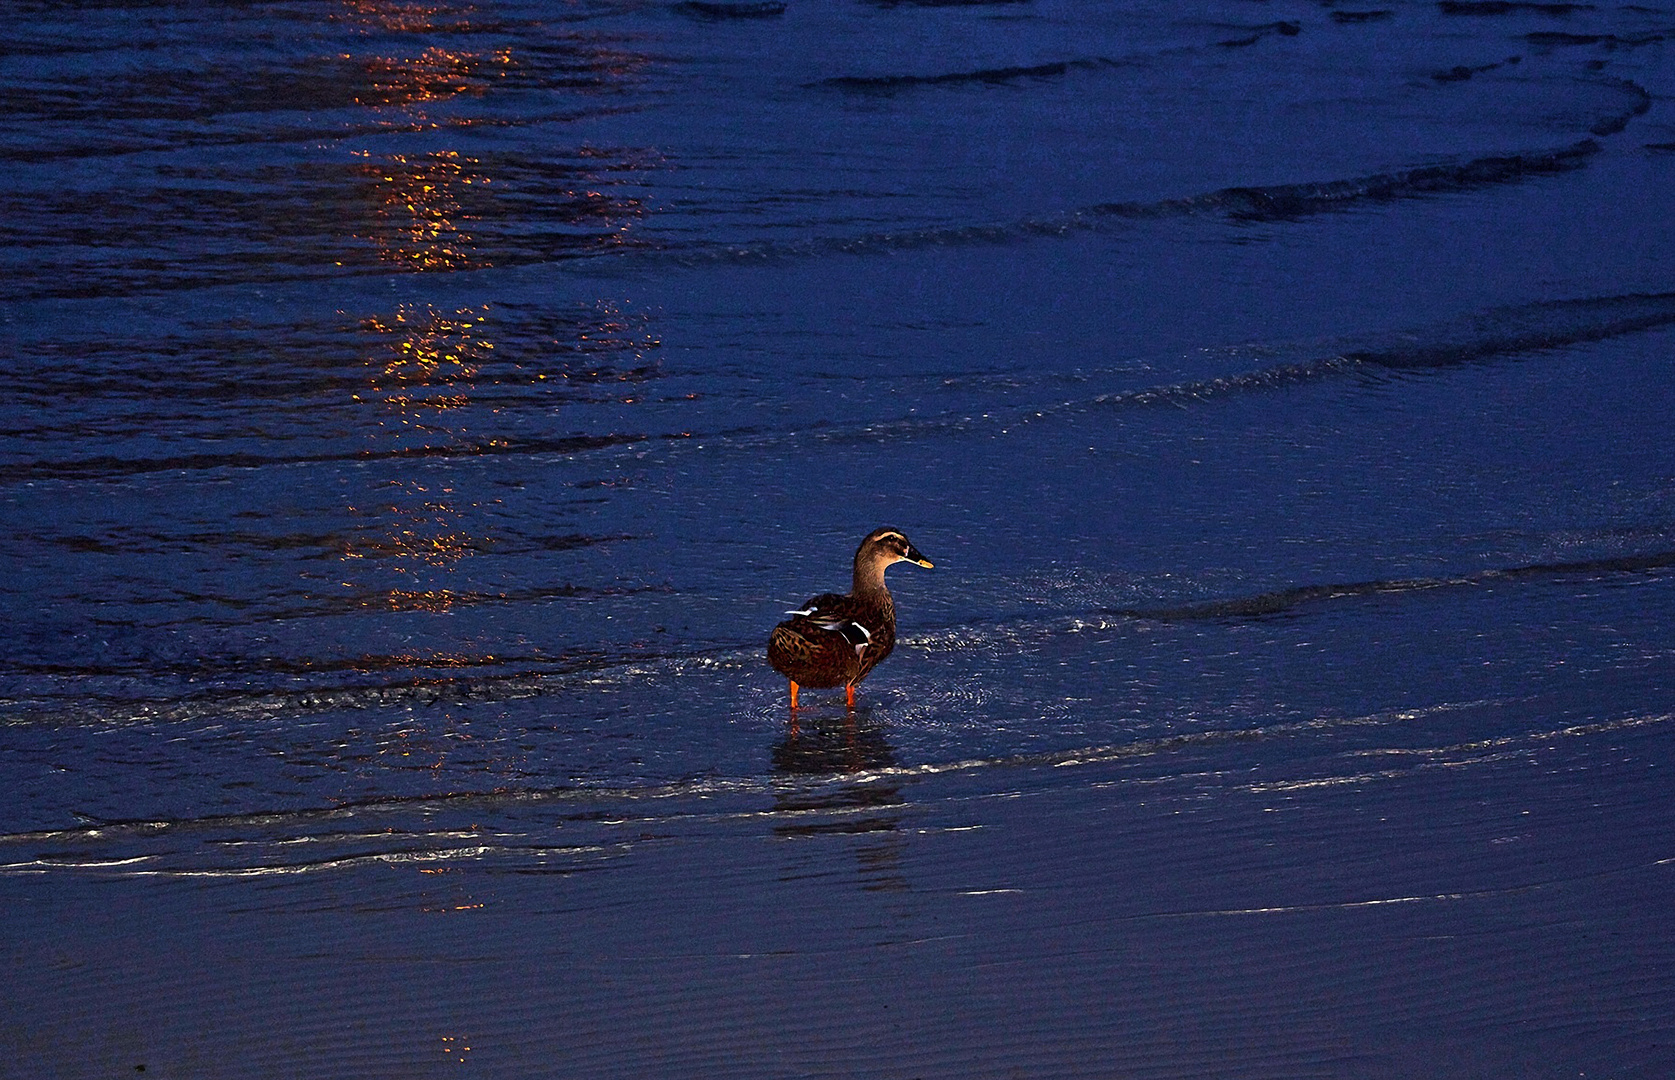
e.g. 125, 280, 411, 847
767, 527, 933, 709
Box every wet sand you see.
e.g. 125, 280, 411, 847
6, 705, 1673, 1079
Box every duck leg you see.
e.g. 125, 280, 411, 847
845, 684, 856, 710
788, 679, 800, 710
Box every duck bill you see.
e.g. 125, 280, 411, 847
904, 544, 934, 568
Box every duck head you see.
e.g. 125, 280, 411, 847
853, 527, 933, 590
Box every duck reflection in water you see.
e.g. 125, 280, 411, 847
772, 708, 897, 776
771, 710, 906, 878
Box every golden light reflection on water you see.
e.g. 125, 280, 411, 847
360, 303, 491, 416
341, 0, 472, 34
337, 4, 496, 596
332, 0, 654, 270
344, 304, 499, 616
348, 143, 647, 270
341, 0, 496, 269
359, 46, 512, 106
439, 1034, 473, 1064
353, 149, 485, 271
325, 1, 657, 640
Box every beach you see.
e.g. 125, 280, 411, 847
4, 0, 1675, 1075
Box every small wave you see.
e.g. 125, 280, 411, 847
1345, 290, 1675, 369
810, 58, 1116, 92
6, 133, 1623, 302
865, 0, 1031, 8
1332, 10, 1395, 24
4, 46, 642, 132
36, 272, 1667, 481
1432, 56, 1522, 83
10, 705, 1667, 879
667, 141, 1604, 268
29, 288, 1662, 489
0, 710, 1421, 855
0, 432, 655, 485
1080, 355, 1361, 410
0, 635, 757, 730
1587, 78, 1652, 137
1215, 21, 1302, 49
897, 546, 1675, 661
797, 21, 1298, 95
0, 677, 532, 731
1138, 140, 1599, 223
8, 544, 1669, 732
1439, 1, 1596, 15
584, 289, 1675, 451
1054, 289, 1675, 414
1098, 549, 1675, 623
1526, 30, 1667, 49
672, 1, 786, 19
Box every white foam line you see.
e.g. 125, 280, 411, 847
1153, 892, 1467, 918
1150, 852, 1675, 920
62, 843, 615, 879
1246, 712, 1675, 794
1, 854, 157, 872
5, 712, 1670, 871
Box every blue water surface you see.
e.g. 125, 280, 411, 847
3, 1, 1675, 1076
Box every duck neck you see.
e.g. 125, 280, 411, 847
852, 552, 893, 600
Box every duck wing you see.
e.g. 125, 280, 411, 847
769, 592, 883, 688
782, 593, 877, 654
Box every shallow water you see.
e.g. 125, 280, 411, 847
3, 0, 1675, 1076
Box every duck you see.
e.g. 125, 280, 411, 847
767, 527, 934, 709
